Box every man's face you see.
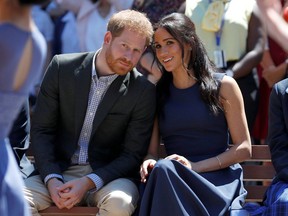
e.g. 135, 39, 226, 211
104, 29, 147, 75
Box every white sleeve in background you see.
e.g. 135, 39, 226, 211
55, 0, 86, 15
109, 0, 134, 11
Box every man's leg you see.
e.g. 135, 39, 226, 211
87, 178, 139, 216
24, 175, 53, 216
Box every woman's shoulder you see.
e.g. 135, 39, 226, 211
218, 75, 242, 100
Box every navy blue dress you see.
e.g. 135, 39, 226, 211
139, 74, 248, 216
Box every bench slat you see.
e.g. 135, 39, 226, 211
248, 145, 272, 162
245, 185, 269, 202
39, 206, 99, 216
242, 165, 276, 181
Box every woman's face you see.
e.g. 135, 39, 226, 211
153, 27, 190, 73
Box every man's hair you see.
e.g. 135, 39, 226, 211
107, 10, 153, 47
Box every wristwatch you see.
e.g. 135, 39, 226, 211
225, 69, 234, 77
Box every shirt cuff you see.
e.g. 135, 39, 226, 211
44, 174, 64, 185
87, 173, 104, 192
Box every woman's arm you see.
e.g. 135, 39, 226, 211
140, 117, 161, 182
191, 76, 252, 173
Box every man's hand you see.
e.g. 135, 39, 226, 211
56, 177, 94, 209
47, 178, 69, 209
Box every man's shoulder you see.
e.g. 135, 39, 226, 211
54, 52, 93, 62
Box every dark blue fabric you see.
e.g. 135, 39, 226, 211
53, 12, 67, 55
0, 140, 30, 216
139, 160, 247, 216
9, 100, 30, 165
139, 74, 248, 215
159, 82, 228, 162
244, 179, 288, 215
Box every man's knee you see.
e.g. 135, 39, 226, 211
95, 178, 139, 216
99, 190, 136, 216
24, 176, 52, 215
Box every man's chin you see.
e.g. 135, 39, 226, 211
115, 67, 133, 75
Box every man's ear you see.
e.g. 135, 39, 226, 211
104, 31, 112, 44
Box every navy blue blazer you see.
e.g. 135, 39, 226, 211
31, 52, 156, 184
268, 78, 288, 182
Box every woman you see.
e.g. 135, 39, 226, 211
138, 13, 251, 215
0, 0, 47, 215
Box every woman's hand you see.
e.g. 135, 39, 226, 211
165, 154, 192, 170
140, 159, 157, 183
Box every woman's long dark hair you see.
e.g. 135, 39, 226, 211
154, 13, 223, 115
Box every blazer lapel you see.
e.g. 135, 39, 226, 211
91, 73, 130, 135
74, 52, 94, 138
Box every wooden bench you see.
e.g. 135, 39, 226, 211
240, 145, 275, 202
33, 144, 274, 215
39, 207, 99, 216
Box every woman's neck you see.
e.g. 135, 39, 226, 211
172, 69, 197, 89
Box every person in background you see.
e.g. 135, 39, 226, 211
54, 0, 134, 52
30, 1, 55, 108
23, 9, 156, 216
253, 0, 288, 145
8, 99, 34, 179
8, 100, 30, 167
138, 13, 251, 215
185, 0, 265, 134
46, 1, 81, 55
0, 0, 47, 215
257, 0, 288, 53
244, 78, 288, 215
32, 2, 54, 73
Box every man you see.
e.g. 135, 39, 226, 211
24, 9, 155, 216
244, 78, 288, 215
